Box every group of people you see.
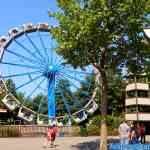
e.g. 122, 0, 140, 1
119, 121, 146, 144
43, 120, 146, 148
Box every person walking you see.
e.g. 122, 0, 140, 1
43, 124, 58, 148
51, 124, 58, 147
118, 121, 130, 144
140, 123, 146, 144
136, 123, 141, 143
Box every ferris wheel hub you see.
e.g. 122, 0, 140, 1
43, 65, 59, 79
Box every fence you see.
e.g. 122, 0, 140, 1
0, 125, 79, 137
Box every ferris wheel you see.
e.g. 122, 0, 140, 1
0, 23, 98, 125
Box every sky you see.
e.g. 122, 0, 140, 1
0, 0, 59, 96
0, 0, 58, 36
0, 0, 92, 97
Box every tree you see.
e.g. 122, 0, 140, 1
56, 79, 73, 116
32, 94, 47, 113
107, 72, 126, 116
5, 79, 17, 96
75, 74, 97, 107
49, 0, 150, 149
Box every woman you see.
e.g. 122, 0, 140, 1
43, 124, 57, 148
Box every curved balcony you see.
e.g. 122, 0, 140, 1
126, 83, 149, 91
126, 113, 150, 121
125, 97, 150, 106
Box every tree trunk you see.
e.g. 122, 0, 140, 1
99, 70, 108, 150
93, 49, 108, 150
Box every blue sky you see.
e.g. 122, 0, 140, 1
0, 0, 91, 97
0, 0, 59, 96
0, 0, 58, 36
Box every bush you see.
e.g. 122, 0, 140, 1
87, 124, 99, 136
71, 126, 80, 136
86, 115, 122, 136
80, 125, 88, 136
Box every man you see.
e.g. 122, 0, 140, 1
118, 121, 130, 144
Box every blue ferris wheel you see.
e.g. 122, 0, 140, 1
0, 23, 98, 125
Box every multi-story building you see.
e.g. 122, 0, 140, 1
125, 73, 150, 131
125, 74, 150, 121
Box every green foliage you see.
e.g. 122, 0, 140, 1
5, 79, 17, 96
49, 3, 150, 146
87, 115, 122, 135
87, 124, 100, 136
32, 94, 47, 113
50, 0, 150, 74
75, 74, 97, 106
107, 74, 125, 115
80, 125, 88, 136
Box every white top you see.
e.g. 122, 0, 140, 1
118, 122, 130, 138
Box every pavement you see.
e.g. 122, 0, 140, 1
0, 136, 100, 150
1, 136, 150, 150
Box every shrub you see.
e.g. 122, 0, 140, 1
80, 125, 88, 136
87, 124, 99, 136
86, 115, 122, 136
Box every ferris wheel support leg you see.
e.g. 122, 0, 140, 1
47, 79, 56, 125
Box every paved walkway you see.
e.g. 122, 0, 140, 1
1, 136, 150, 150
0, 136, 100, 150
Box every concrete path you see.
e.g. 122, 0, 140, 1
0, 136, 100, 150
1, 136, 150, 150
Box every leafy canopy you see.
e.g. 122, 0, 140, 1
49, 0, 150, 74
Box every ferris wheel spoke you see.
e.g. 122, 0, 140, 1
59, 89, 71, 116
5, 48, 46, 68
1, 61, 45, 72
61, 67, 94, 76
59, 70, 89, 85
59, 74, 90, 99
47, 39, 56, 65
67, 90, 82, 109
1, 71, 42, 79
58, 74, 80, 90
38, 85, 47, 92
25, 33, 47, 63
87, 76, 93, 92
38, 96, 47, 113
16, 74, 43, 90
14, 39, 44, 64
27, 77, 46, 99
54, 55, 64, 68
38, 32, 50, 64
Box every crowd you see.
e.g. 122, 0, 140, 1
119, 121, 146, 144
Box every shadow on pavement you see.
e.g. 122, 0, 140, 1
71, 138, 119, 150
